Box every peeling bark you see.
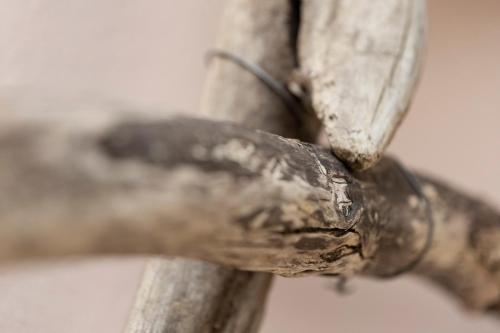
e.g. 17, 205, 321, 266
1, 111, 499, 312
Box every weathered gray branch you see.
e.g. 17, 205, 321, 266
298, 0, 426, 169
1, 111, 500, 312
128, 1, 302, 330
201, 0, 298, 138
202, 0, 426, 170
125, 258, 271, 333
201, 0, 320, 143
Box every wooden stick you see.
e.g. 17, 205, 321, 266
201, 0, 314, 140
298, 0, 426, 169
1, 112, 500, 312
127, 1, 303, 331
125, 258, 270, 333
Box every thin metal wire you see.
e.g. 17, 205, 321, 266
377, 161, 435, 278
205, 49, 304, 122
205, 50, 434, 278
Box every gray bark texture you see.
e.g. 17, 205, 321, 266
129, 0, 303, 331
203, 0, 427, 170
298, 0, 426, 169
125, 258, 270, 333
1, 110, 500, 312
201, 0, 302, 139
1, 0, 498, 330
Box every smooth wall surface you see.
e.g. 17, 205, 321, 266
0, 1, 499, 332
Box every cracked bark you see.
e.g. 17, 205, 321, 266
1, 113, 500, 313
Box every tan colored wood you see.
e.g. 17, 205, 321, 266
125, 258, 270, 333
128, 1, 305, 331
201, 0, 303, 139
3, 0, 498, 328
298, 0, 426, 169
1, 108, 499, 312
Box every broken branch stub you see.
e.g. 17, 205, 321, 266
298, 0, 426, 169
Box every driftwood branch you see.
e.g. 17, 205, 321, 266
1, 0, 496, 328
1, 110, 500, 312
298, 0, 426, 169
202, 0, 426, 170
201, 0, 320, 143
125, 258, 270, 333
202, 0, 301, 139
128, 1, 304, 330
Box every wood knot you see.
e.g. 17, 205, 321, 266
330, 176, 363, 230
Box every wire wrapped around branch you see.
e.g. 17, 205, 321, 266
1, 110, 499, 312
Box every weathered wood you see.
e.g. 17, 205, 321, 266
128, 1, 306, 330
203, 0, 426, 169
125, 258, 270, 333
201, 0, 319, 142
1, 111, 499, 312
298, 0, 426, 169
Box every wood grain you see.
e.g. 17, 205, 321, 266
298, 0, 426, 169
1, 110, 499, 311
128, 1, 306, 331
125, 258, 270, 333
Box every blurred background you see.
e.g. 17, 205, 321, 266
0, 0, 499, 332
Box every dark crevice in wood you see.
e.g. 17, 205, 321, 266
320, 245, 362, 263
289, 0, 302, 67
209, 271, 255, 333
274, 226, 357, 238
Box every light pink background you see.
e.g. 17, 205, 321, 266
0, 1, 499, 332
